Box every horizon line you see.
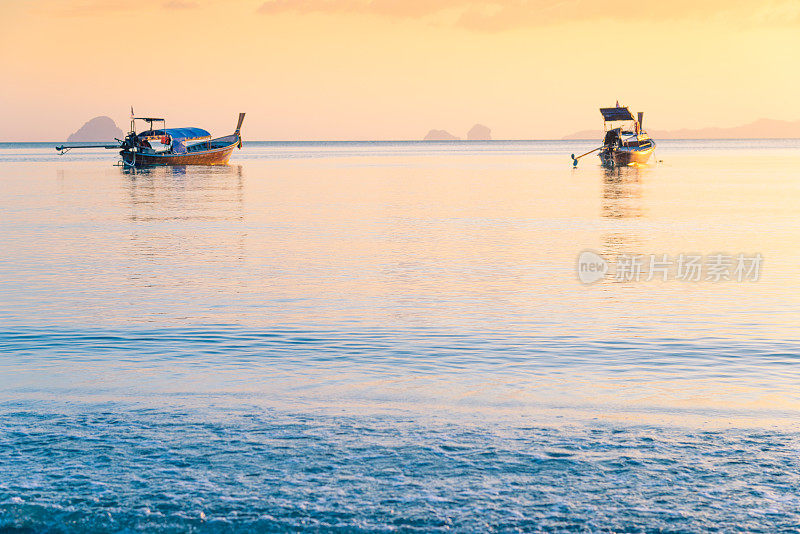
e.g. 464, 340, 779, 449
4, 137, 800, 144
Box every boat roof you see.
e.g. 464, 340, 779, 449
140, 127, 211, 141
600, 107, 635, 121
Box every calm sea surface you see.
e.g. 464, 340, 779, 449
1, 140, 799, 531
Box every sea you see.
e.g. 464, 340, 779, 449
1, 140, 799, 532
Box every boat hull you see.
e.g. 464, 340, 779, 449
599, 142, 655, 167
121, 142, 236, 167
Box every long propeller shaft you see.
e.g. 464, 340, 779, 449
570, 146, 603, 167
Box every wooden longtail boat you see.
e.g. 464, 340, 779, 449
597, 105, 655, 167
57, 112, 245, 167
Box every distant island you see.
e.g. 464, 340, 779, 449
423, 124, 492, 141
67, 116, 123, 142
424, 129, 460, 141
467, 124, 491, 141
563, 118, 800, 140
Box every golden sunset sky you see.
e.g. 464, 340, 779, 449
1, 0, 799, 140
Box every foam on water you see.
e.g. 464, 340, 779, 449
2, 405, 799, 532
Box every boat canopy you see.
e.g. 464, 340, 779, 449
139, 127, 211, 142
600, 107, 634, 122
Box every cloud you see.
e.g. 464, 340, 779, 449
256, 0, 800, 31
50, 0, 196, 15
257, 0, 466, 18
163, 0, 199, 8
55, 0, 138, 15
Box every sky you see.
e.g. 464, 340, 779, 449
1, 0, 800, 140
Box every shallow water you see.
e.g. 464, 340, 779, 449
1, 140, 799, 531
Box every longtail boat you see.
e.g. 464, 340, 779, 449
57, 112, 245, 167
571, 104, 655, 167
597, 105, 655, 167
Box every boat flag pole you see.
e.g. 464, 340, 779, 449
570, 146, 603, 167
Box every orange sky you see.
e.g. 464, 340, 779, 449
1, 0, 800, 140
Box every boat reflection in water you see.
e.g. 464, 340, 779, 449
120, 164, 248, 293
122, 164, 245, 223
600, 164, 646, 258
601, 165, 645, 220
